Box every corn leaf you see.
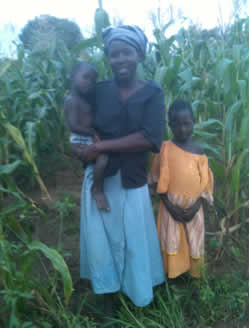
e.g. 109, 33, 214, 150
28, 241, 73, 305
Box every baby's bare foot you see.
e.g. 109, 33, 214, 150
91, 186, 110, 211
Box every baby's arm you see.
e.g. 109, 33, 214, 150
64, 96, 97, 137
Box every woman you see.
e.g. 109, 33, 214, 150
76, 25, 166, 311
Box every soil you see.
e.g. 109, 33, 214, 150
28, 157, 248, 324
30, 159, 104, 316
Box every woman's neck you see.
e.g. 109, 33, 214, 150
115, 76, 137, 89
116, 77, 142, 101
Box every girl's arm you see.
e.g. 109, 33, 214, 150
160, 194, 202, 223
183, 198, 202, 222
160, 193, 186, 223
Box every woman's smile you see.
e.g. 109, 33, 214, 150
118, 67, 128, 73
117, 67, 130, 78
108, 40, 139, 83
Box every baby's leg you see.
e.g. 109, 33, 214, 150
91, 154, 109, 211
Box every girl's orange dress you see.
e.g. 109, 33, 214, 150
148, 140, 214, 278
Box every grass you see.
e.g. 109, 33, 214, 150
0, 166, 248, 327
27, 181, 250, 327
0, 11, 248, 327
104, 269, 248, 328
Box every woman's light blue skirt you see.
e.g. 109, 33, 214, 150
80, 165, 165, 307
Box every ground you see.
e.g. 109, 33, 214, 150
28, 156, 248, 327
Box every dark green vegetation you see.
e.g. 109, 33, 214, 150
0, 3, 248, 327
19, 15, 83, 52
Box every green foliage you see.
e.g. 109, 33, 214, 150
0, 189, 75, 326
0, 5, 248, 327
19, 15, 83, 52
94, 7, 110, 41
53, 196, 77, 251
144, 17, 249, 231
0, 42, 76, 191
28, 241, 73, 305
108, 272, 248, 327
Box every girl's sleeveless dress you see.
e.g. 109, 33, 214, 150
148, 141, 214, 278
80, 164, 165, 307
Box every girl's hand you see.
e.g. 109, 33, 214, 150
160, 193, 186, 223
183, 198, 202, 222
171, 204, 186, 223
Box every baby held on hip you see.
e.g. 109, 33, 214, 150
64, 61, 109, 211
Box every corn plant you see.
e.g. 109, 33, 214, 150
143, 16, 249, 244
0, 3, 248, 325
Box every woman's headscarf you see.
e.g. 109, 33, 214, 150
102, 25, 148, 61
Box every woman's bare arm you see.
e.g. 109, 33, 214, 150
96, 133, 152, 153
81, 133, 153, 162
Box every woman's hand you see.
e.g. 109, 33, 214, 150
93, 135, 101, 143
71, 144, 99, 163
82, 143, 100, 161
71, 144, 87, 161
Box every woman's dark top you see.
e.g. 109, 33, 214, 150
94, 79, 166, 189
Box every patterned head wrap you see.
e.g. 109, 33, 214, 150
102, 25, 148, 61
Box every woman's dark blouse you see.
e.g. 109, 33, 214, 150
94, 79, 166, 189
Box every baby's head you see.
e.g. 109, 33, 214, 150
168, 100, 194, 142
71, 62, 97, 96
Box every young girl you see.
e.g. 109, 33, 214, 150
148, 100, 213, 279
64, 62, 109, 211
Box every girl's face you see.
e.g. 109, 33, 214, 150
73, 68, 97, 95
170, 109, 194, 143
108, 40, 139, 83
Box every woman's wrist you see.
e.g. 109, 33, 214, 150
95, 140, 106, 153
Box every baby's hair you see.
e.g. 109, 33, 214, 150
168, 99, 194, 125
70, 61, 97, 81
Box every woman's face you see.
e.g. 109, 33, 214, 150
108, 40, 139, 83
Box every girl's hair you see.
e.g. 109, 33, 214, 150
168, 99, 194, 124
70, 61, 97, 80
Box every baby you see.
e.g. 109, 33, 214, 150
64, 62, 109, 211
